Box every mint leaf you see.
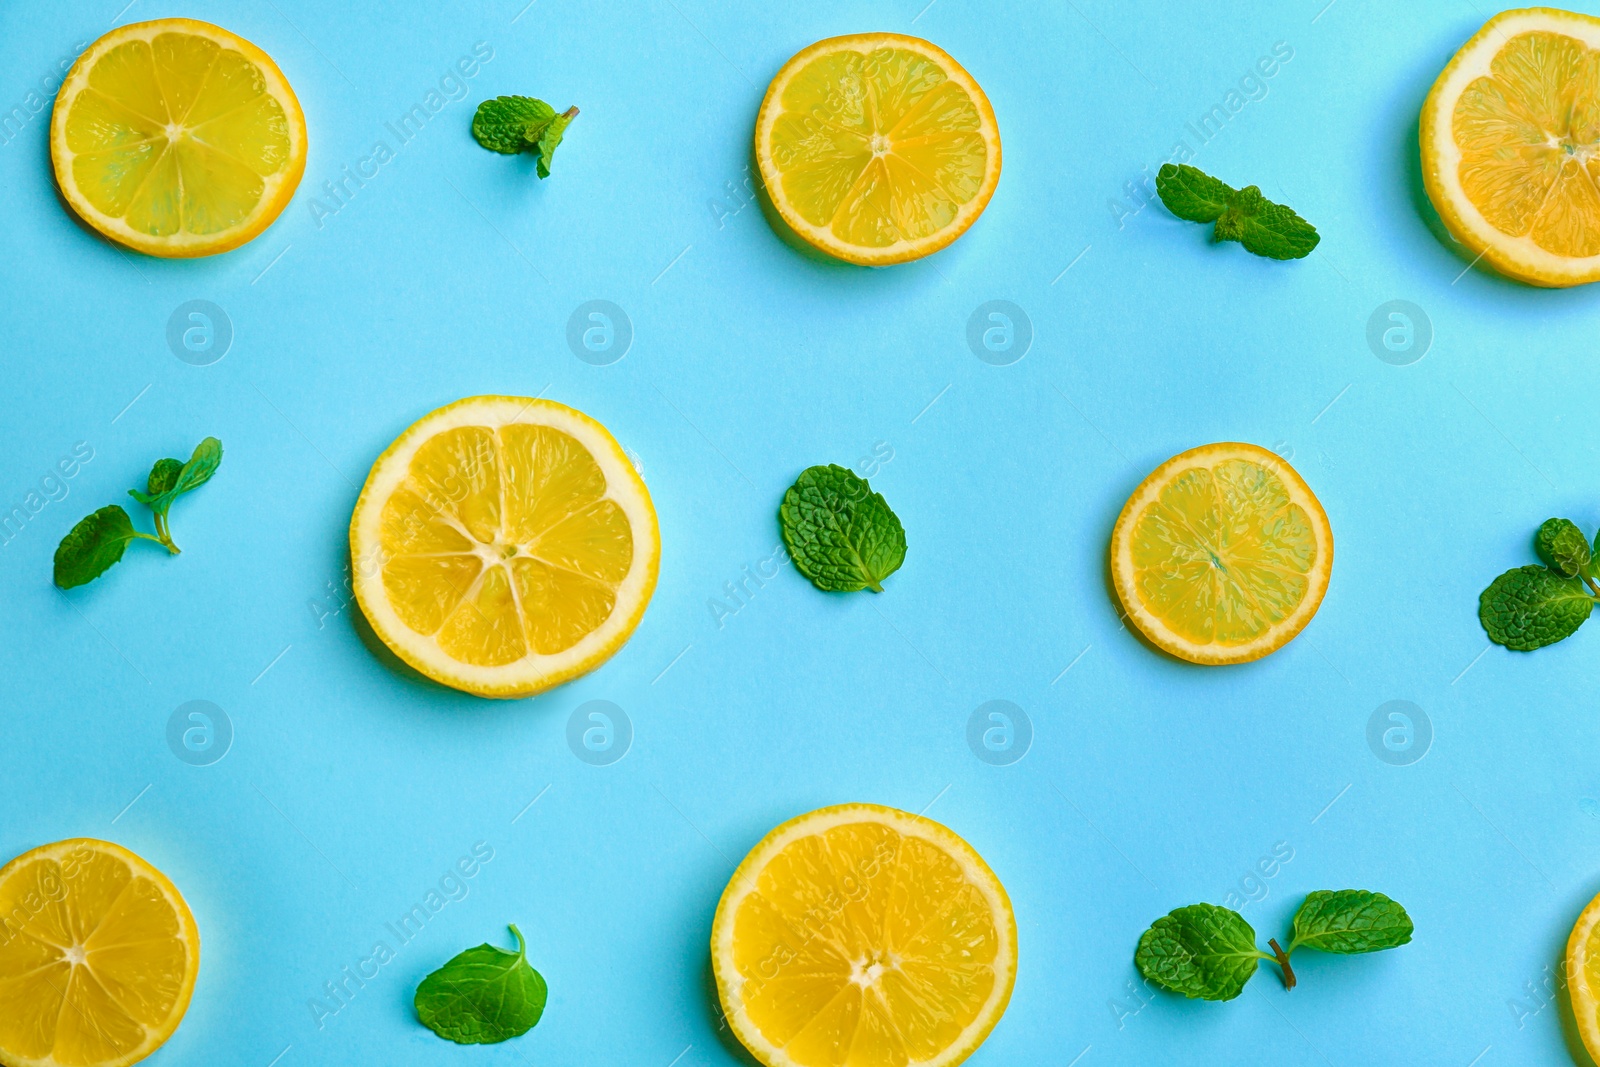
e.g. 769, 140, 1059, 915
147, 458, 184, 496
534, 108, 576, 179
779, 465, 906, 593
473, 96, 556, 154
1480, 565, 1593, 650
415, 925, 547, 1044
472, 96, 577, 176
1536, 517, 1591, 577
1156, 164, 1231, 223
173, 436, 222, 495
53, 505, 137, 588
1157, 165, 1319, 260
1135, 903, 1265, 1001
1288, 890, 1413, 955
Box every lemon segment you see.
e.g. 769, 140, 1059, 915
712, 804, 1016, 1067
0, 839, 200, 1067
755, 34, 1001, 265
1110, 443, 1332, 665
1421, 7, 1600, 286
350, 396, 659, 699
51, 18, 306, 258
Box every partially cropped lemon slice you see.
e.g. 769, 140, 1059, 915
1568, 889, 1600, 1062
754, 33, 1001, 265
712, 804, 1017, 1067
350, 396, 659, 699
0, 839, 200, 1067
1421, 7, 1600, 286
1110, 442, 1332, 665
50, 18, 306, 258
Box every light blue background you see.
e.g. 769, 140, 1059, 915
1, 0, 1596, 1063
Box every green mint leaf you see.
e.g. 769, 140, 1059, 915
1134, 903, 1265, 1001
779, 464, 906, 593
147, 458, 185, 497
1219, 185, 1320, 259
473, 96, 557, 155
415, 925, 547, 1044
1479, 564, 1593, 650
1536, 517, 1591, 577
1156, 163, 1233, 223
534, 107, 577, 179
1288, 890, 1413, 954
53, 505, 137, 589
174, 437, 222, 495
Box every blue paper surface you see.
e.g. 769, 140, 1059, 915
1, 1, 1596, 1064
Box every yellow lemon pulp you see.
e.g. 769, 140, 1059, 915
1421, 8, 1600, 285
755, 34, 1001, 265
1568, 889, 1600, 1062
0, 840, 199, 1067
350, 397, 659, 699
51, 19, 306, 257
712, 804, 1016, 1067
1110, 443, 1332, 665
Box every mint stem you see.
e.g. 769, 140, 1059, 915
562, 106, 579, 120
1268, 938, 1296, 990
1585, 575, 1600, 598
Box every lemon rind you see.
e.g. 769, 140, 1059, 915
754, 33, 1002, 267
710, 803, 1017, 1067
49, 18, 307, 259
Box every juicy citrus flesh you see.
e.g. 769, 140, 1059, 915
0, 840, 199, 1067
755, 34, 1001, 265
1568, 890, 1600, 1063
350, 397, 659, 698
1110, 443, 1332, 665
51, 19, 306, 257
712, 805, 1017, 1067
1422, 8, 1600, 285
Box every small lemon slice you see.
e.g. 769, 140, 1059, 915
350, 396, 660, 699
1421, 7, 1600, 286
712, 804, 1017, 1067
0, 839, 200, 1067
1110, 442, 1333, 665
50, 18, 306, 257
754, 33, 1001, 265
1568, 889, 1600, 1061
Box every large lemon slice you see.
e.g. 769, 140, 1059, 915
712, 804, 1017, 1067
1110, 442, 1333, 665
754, 33, 1001, 265
0, 839, 200, 1067
350, 396, 660, 699
50, 18, 306, 258
1421, 7, 1600, 286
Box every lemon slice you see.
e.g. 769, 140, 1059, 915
1421, 7, 1600, 286
1568, 889, 1600, 1061
50, 18, 307, 258
350, 396, 660, 699
0, 839, 200, 1067
754, 33, 1001, 265
712, 804, 1016, 1067
1109, 442, 1333, 665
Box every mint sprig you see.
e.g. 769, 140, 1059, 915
779, 465, 906, 593
471, 96, 578, 178
1155, 164, 1319, 260
53, 437, 222, 589
1135, 891, 1411, 999
1480, 517, 1600, 650
415, 925, 547, 1044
